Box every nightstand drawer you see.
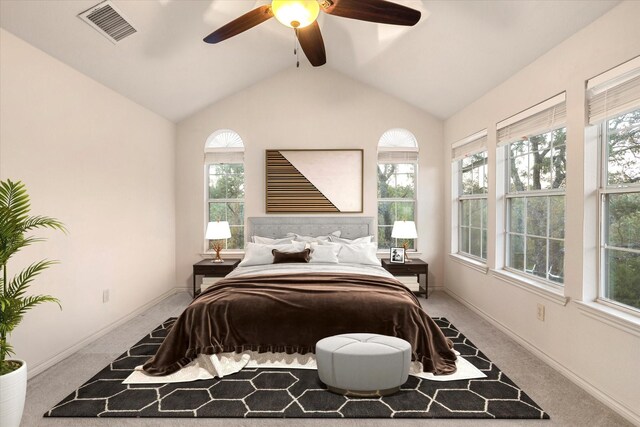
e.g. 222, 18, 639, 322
385, 264, 426, 274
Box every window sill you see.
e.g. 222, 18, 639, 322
574, 300, 640, 337
491, 269, 569, 306
449, 253, 488, 274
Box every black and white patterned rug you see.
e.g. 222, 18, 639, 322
45, 318, 549, 419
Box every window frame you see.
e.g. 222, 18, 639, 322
597, 111, 640, 314
503, 126, 567, 287
203, 129, 245, 252
457, 151, 488, 262
376, 162, 418, 250
204, 162, 245, 251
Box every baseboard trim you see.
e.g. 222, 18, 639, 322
28, 287, 179, 379
444, 288, 640, 426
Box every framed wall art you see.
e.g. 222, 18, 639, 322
265, 149, 363, 213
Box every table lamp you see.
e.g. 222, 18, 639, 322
391, 220, 417, 262
205, 221, 231, 263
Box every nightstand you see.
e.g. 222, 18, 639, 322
192, 258, 240, 297
381, 258, 429, 298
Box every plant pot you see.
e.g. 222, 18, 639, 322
0, 359, 27, 427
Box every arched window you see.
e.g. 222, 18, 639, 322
377, 128, 418, 250
205, 129, 245, 250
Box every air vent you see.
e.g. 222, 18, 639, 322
78, 0, 136, 44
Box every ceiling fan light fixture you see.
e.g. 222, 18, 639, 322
272, 0, 320, 29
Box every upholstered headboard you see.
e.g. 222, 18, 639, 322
247, 217, 375, 242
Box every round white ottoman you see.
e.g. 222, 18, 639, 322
316, 333, 411, 397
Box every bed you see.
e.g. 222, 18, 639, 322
142, 217, 457, 377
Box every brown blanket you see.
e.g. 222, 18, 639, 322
143, 273, 457, 376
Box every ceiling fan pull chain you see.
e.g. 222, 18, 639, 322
294, 29, 300, 68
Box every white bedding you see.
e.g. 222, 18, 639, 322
227, 261, 395, 280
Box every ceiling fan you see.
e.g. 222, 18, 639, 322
203, 0, 421, 67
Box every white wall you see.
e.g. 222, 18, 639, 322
176, 67, 443, 290
0, 29, 176, 377
443, 2, 640, 423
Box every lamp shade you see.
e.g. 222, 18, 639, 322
272, 0, 320, 28
391, 221, 417, 239
205, 221, 231, 240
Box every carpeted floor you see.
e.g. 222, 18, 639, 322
45, 317, 548, 419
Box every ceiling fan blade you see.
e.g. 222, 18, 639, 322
321, 0, 420, 26
295, 21, 327, 67
204, 5, 274, 44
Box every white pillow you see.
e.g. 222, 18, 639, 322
309, 243, 340, 264
252, 235, 293, 245
336, 242, 380, 266
286, 231, 341, 243
239, 242, 306, 267
329, 235, 374, 244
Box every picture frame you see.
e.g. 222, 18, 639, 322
390, 247, 405, 264
265, 149, 363, 213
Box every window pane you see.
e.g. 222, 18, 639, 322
378, 201, 415, 226
469, 199, 482, 227
226, 202, 244, 226
378, 163, 415, 198
549, 239, 564, 283
607, 109, 640, 186
551, 144, 567, 189
509, 198, 525, 233
459, 226, 469, 254
549, 196, 565, 239
510, 154, 528, 192
460, 200, 470, 227
509, 234, 524, 270
527, 197, 547, 237
526, 237, 547, 279
208, 164, 244, 199
229, 226, 244, 249
481, 229, 487, 260
461, 153, 487, 195
378, 226, 393, 249
209, 202, 225, 222
606, 192, 640, 250
470, 228, 482, 258
605, 249, 640, 311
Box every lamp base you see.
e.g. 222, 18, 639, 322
403, 241, 413, 262
212, 258, 223, 263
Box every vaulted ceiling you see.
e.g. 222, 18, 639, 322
0, 0, 620, 122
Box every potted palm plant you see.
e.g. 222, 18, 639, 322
0, 179, 65, 427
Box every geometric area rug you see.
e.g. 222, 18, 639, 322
45, 318, 549, 419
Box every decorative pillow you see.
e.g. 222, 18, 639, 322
252, 235, 293, 245
329, 235, 374, 244
286, 230, 341, 243
272, 248, 311, 264
336, 242, 380, 266
238, 242, 306, 267
309, 243, 341, 264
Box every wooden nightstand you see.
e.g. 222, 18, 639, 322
192, 258, 240, 297
381, 258, 429, 298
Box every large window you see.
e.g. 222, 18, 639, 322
452, 130, 488, 262
204, 130, 245, 249
601, 109, 640, 311
498, 94, 567, 285
459, 152, 488, 261
588, 58, 640, 312
377, 129, 418, 249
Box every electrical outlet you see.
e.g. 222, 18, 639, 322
537, 303, 545, 321
103, 289, 110, 303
